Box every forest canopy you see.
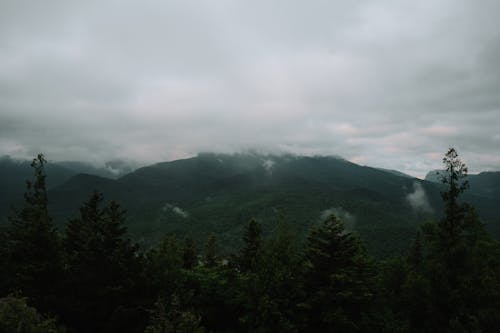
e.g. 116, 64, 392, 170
1, 149, 499, 332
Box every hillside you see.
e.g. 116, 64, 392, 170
48, 153, 441, 256
0, 156, 134, 221
3, 153, 499, 257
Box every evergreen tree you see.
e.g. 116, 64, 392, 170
144, 295, 204, 333
0, 226, 10, 297
238, 219, 262, 272
438, 147, 470, 250
147, 235, 184, 300
237, 219, 303, 332
399, 148, 500, 331
62, 191, 146, 333
301, 214, 376, 332
429, 149, 492, 329
182, 237, 197, 270
204, 234, 217, 267
407, 231, 423, 269
4, 154, 62, 315
0, 295, 63, 333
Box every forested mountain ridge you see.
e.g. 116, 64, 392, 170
426, 169, 500, 199
47, 153, 437, 256
2, 153, 499, 256
0, 156, 134, 220
1, 150, 500, 332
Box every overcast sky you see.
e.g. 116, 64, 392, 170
1, 0, 499, 178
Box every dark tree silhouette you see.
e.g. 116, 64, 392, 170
5, 154, 62, 315
302, 214, 376, 332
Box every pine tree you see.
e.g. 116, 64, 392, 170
144, 295, 204, 333
0, 295, 63, 333
404, 148, 500, 331
204, 234, 217, 267
407, 231, 423, 269
238, 219, 262, 272
302, 214, 376, 332
438, 147, 470, 248
5, 154, 62, 314
182, 237, 197, 270
147, 234, 184, 299
62, 191, 145, 332
237, 219, 303, 332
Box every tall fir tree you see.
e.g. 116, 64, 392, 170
237, 219, 303, 332
182, 237, 197, 270
4, 154, 62, 315
302, 214, 376, 332
204, 234, 217, 267
62, 191, 146, 333
401, 148, 500, 331
238, 219, 262, 273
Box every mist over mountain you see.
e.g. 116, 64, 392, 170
2, 152, 498, 256
0, 156, 137, 220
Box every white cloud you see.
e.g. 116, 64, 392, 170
320, 207, 356, 232
162, 203, 189, 219
406, 182, 433, 213
1, 0, 499, 175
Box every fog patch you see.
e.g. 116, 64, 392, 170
162, 203, 189, 218
406, 182, 433, 213
262, 159, 275, 174
320, 207, 356, 232
104, 160, 136, 177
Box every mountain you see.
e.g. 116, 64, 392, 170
55, 161, 130, 179
47, 153, 443, 256
0, 156, 136, 222
0, 156, 76, 220
2, 153, 499, 257
426, 169, 500, 198
424, 169, 443, 183
376, 167, 413, 178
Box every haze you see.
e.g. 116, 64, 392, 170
1, 0, 499, 178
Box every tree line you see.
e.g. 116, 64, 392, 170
1, 149, 500, 332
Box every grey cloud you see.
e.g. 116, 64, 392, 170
1, 0, 499, 176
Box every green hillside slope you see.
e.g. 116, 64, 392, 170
3, 153, 498, 257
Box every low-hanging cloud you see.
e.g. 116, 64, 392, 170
406, 182, 433, 213
162, 203, 189, 219
320, 207, 356, 232
1, 1, 499, 177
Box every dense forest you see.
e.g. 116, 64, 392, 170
1, 149, 500, 332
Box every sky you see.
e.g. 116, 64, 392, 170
1, 0, 499, 178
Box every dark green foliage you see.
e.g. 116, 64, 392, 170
238, 219, 262, 272
3, 154, 62, 314
62, 191, 147, 333
146, 235, 184, 300
383, 148, 500, 332
0, 296, 63, 333
236, 220, 304, 331
204, 234, 217, 267
144, 296, 204, 333
3, 153, 500, 256
301, 215, 377, 331
0, 227, 9, 297
182, 237, 197, 270
423, 149, 500, 330
3, 151, 500, 333
35, 153, 462, 257
180, 265, 240, 331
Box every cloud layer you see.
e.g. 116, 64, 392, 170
1, 0, 499, 177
